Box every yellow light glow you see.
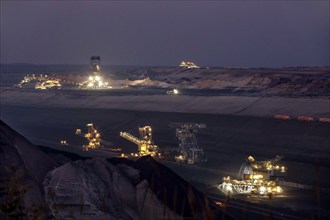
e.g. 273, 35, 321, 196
276, 186, 283, 193
252, 174, 263, 180
248, 156, 255, 162
225, 184, 233, 192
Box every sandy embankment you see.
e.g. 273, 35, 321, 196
1, 89, 329, 118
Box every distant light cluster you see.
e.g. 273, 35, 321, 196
180, 61, 199, 69
16, 56, 113, 90
166, 88, 179, 95
35, 80, 61, 90
78, 56, 112, 89
17, 74, 61, 90
79, 74, 111, 89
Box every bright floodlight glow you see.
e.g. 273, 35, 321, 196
276, 186, 283, 193
226, 185, 232, 191
80, 72, 111, 89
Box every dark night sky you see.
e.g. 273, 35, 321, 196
1, 1, 329, 67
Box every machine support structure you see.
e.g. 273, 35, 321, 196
76, 123, 102, 151
120, 126, 158, 156
218, 155, 287, 196
169, 122, 207, 164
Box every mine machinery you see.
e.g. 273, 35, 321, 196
76, 123, 102, 151
273, 114, 330, 123
179, 61, 199, 69
120, 126, 158, 156
169, 122, 207, 164
90, 56, 101, 73
218, 155, 287, 196
35, 79, 61, 90
17, 74, 62, 89
166, 89, 180, 95
237, 155, 286, 181
79, 56, 111, 89
17, 57, 110, 89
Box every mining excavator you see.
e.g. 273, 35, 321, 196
218, 155, 286, 196
76, 123, 102, 151
120, 126, 158, 156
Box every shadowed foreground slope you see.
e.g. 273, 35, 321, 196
0, 120, 232, 220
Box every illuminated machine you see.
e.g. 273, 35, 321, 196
60, 140, 68, 145
79, 56, 111, 89
179, 61, 199, 69
90, 56, 101, 73
120, 126, 158, 156
169, 123, 207, 164
76, 123, 102, 151
166, 89, 180, 95
218, 156, 286, 196
35, 79, 61, 90
17, 74, 61, 89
